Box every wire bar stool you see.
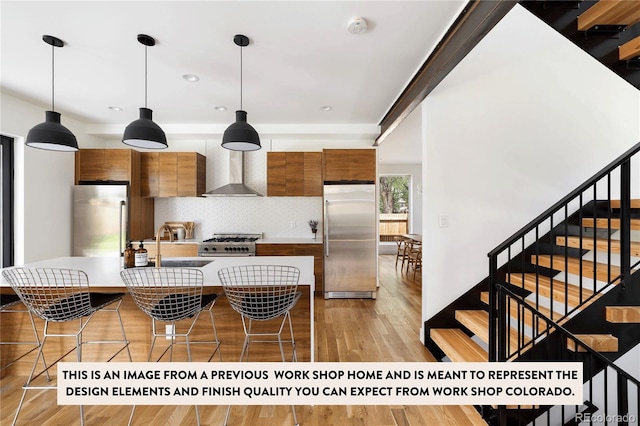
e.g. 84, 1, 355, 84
2, 267, 132, 426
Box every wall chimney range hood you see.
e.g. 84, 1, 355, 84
202, 150, 262, 197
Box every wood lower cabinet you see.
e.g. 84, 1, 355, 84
323, 148, 376, 182
142, 242, 198, 259
141, 152, 206, 197
256, 243, 324, 293
267, 152, 322, 196
75, 149, 154, 241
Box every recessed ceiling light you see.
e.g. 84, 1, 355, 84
320, 106, 333, 111
108, 106, 123, 111
182, 74, 199, 82
214, 105, 227, 111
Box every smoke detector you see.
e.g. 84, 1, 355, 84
347, 17, 368, 34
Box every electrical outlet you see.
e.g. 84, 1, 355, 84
165, 324, 174, 339
438, 215, 449, 228
290, 221, 296, 228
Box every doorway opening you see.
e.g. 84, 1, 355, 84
1, 135, 15, 267
379, 175, 410, 243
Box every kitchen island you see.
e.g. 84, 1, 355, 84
0, 255, 315, 363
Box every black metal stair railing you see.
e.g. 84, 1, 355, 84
492, 285, 640, 426
487, 141, 640, 424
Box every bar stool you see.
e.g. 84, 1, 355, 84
120, 267, 222, 426
2, 267, 132, 426
218, 265, 301, 426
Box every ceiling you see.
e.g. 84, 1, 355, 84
0, 1, 465, 140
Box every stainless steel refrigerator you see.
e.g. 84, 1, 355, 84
323, 183, 378, 299
73, 182, 128, 257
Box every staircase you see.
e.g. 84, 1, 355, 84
520, 0, 640, 90
424, 141, 640, 425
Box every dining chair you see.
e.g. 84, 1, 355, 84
120, 267, 222, 426
1, 267, 132, 426
217, 264, 301, 426
405, 240, 423, 278
394, 236, 409, 268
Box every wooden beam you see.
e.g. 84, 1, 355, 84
375, 0, 517, 146
577, 0, 640, 31
620, 35, 640, 60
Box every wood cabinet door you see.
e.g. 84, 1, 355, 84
303, 152, 322, 196
76, 149, 107, 182
177, 152, 197, 197
104, 150, 131, 181
255, 243, 296, 256
267, 152, 286, 196
285, 152, 304, 196
323, 149, 376, 182
350, 149, 376, 181
141, 152, 159, 197
158, 153, 178, 197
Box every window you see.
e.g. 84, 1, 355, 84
379, 175, 410, 242
1, 135, 14, 266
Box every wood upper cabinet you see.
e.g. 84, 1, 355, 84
141, 152, 206, 197
266, 151, 322, 196
75, 149, 155, 241
75, 149, 132, 182
322, 148, 376, 182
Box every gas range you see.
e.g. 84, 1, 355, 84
197, 233, 262, 257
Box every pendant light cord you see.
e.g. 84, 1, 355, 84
51, 41, 55, 111
144, 43, 148, 108
239, 44, 243, 111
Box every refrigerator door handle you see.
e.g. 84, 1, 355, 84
324, 200, 329, 257
119, 200, 126, 255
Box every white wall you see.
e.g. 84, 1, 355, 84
420, 5, 640, 327
1, 92, 102, 263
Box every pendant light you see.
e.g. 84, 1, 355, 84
222, 34, 261, 151
122, 34, 167, 149
25, 35, 78, 152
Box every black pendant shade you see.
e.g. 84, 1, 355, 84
222, 34, 260, 151
122, 34, 167, 149
26, 35, 78, 152
122, 107, 167, 149
221, 110, 261, 151
26, 111, 78, 151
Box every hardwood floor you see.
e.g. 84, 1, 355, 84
0, 256, 486, 425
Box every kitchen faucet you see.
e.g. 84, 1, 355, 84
155, 224, 174, 268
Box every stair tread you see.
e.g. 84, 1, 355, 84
556, 236, 640, 257
606, 306, 640, 323
430, 328, 487, 362
567, 334, 618, 352
581, 217, 640, 231
608, 199, 640, 209
577, 0, 640, 31
455, 309, 531, 353
480, 292, 557, 324
506, 273, 594, 307
531, 254, 622, 282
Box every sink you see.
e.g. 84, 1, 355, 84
150, 259, 213, 268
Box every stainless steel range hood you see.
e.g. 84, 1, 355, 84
202, 150, 262, 197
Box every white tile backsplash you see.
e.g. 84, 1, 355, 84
155, 196, 323, 240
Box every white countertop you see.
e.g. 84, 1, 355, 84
1, 256, 315, 290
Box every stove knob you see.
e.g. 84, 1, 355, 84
212, 247, 216, 251
204, 247, 209, 252
225, 247, 230, 251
